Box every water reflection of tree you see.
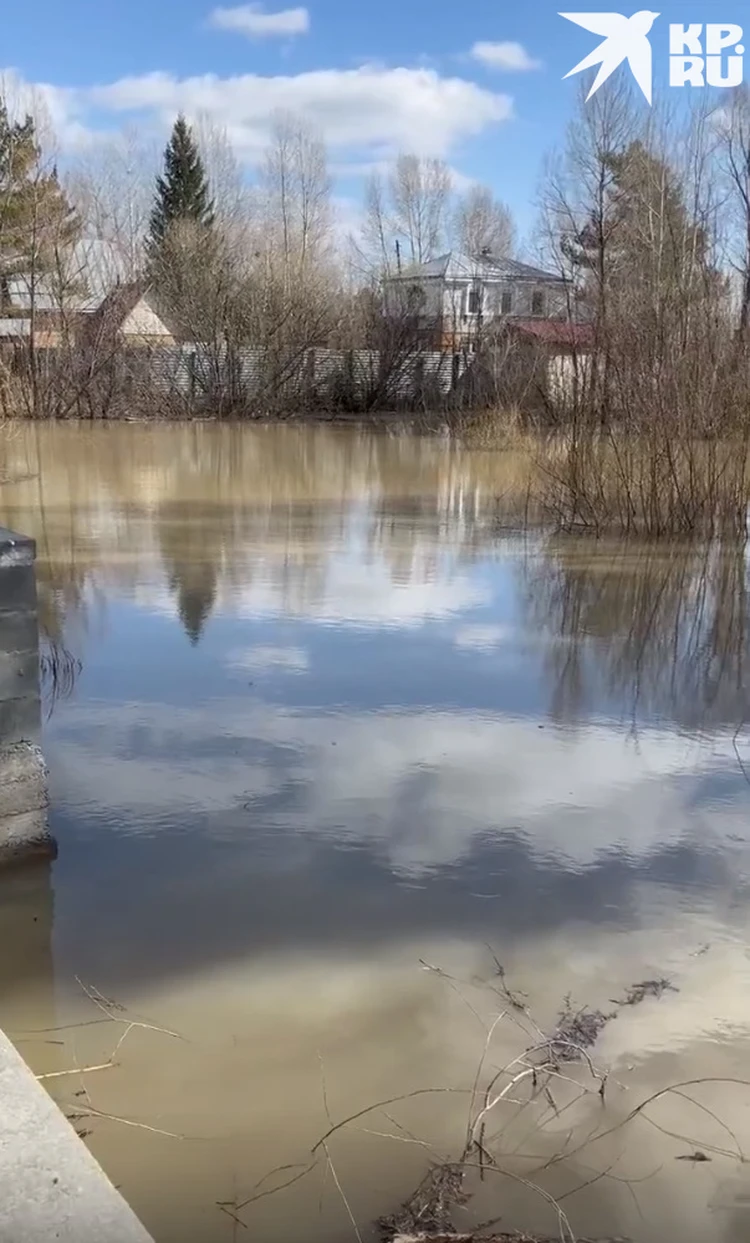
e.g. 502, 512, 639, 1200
155, 502, 220, 646
0, 422, 528, 641
523, 538, 748, 731
39, 635, 82, 719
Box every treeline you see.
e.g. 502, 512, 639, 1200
7, 78, 750, 531
0, 93, 518, 421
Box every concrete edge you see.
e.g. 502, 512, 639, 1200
0, 818, 57, 866
0, 528, 35, 569
0, 1028, 154, 1242
0, 742, 55, 866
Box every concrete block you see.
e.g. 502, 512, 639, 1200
0, 610, 38, 657
0, 776, 48, 819
0, 811, 55, 864
0, 1028, 154, 1242
0, 527, 35, 569
0, 565, 37, 614
0, 696, 40, 745
0, 742, 47, 787
0, 649, 39, 701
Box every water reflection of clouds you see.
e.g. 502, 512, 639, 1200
453, 624, 514, 651
48, 699, 744, 877
227, 645, 309, 674
133, 553, 492, 630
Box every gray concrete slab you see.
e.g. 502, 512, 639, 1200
0, 776, 48, 819
0, 1028, 154, 1243
0, 566, 37, 615
0, 611, 38, 660
0, 811, 56, 863
0, 533, 55, 866
0, 696, 41, 746
0, 649, 39, 702
0, 742, 47, 787
0, 528, 35, 570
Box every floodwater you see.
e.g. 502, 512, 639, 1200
1, 422, 750, 1242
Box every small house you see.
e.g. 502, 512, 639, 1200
82, 283, 174, 352
384, 250, 571, 350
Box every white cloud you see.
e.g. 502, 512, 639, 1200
209, 4, 310, 39
136, 551, 489, 628
0, 69, 90, 152
470, 41, 541, 72
1, 63, 512, 165
88, 67, 512, 161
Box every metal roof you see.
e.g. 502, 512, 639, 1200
392, 251, 566, 285
5, 239, 130, 314
510, 318, 594, 348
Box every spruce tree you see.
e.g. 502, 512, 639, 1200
147, 115, 214, 258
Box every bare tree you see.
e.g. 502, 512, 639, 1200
259, 110, 333, 276
718, 86, 750, 336
358, 171, 393, 275
193, 113, 254, 238
536, 81, 748, 536
453, 184, 515, 257
389, 153, 452, 266
352, 153, 453, 282
66, 127, 157, 279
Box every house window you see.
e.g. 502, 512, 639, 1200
467, 286, 482, 315
501, 289, 513, 315
531, 289, 545, 316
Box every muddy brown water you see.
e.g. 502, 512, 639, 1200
1, 422, 750, 1242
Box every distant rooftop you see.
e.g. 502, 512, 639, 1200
0, 318, 31, 338
391, 251, 566, 285
5, 239, 131, 314
510, 318, 594, 348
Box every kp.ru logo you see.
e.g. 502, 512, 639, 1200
560, 11, 745, 105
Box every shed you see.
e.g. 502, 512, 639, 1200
83, 284, 174, 350
459, 318, 594, 413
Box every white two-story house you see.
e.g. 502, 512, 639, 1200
384, 249, 570, 350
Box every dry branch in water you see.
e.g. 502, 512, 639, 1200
332, 957, 736, 1242
223, 949, 747, 1241
17, 977, 187, 1138
391, 1234, 631, 1242
611, 979, 677, 1007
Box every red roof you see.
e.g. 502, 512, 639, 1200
510, 318, 594, 348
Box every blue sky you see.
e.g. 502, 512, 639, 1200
4, 0, 750, 242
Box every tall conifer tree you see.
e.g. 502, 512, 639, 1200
147, 115, 214, 259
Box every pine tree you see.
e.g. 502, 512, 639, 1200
565, 140, 714, 302
147, 115, 214, 258
0, 99, 79, 287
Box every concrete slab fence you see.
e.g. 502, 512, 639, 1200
0, 527, 54, 865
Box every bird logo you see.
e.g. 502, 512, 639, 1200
560, 11, 660, 104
